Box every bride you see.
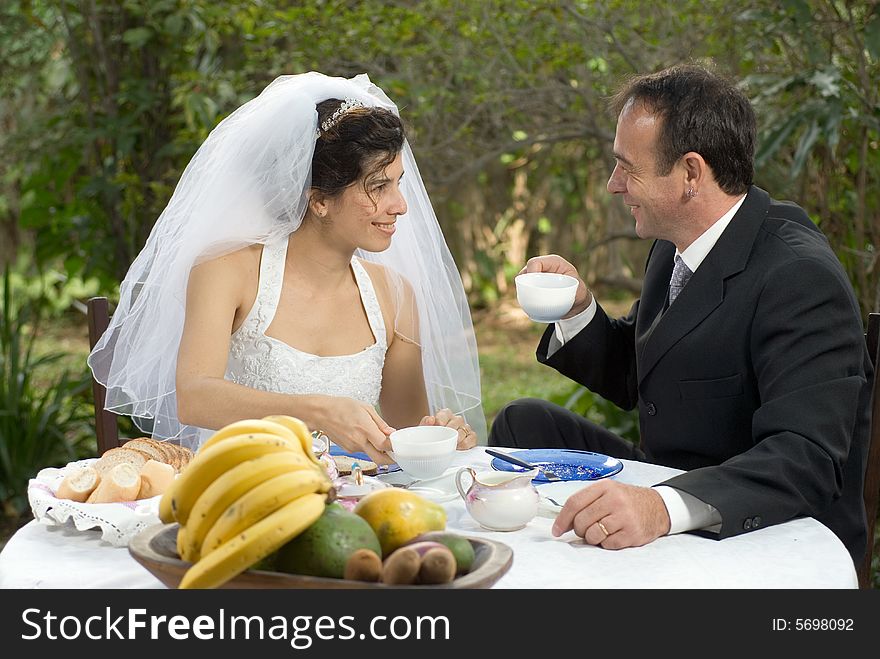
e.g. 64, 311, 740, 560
88, 72, 485, 463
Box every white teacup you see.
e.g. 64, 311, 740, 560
455, 467, 540, 531
515, 272, 578, 322
390, 425, 458, 456
390, 426, 457, 479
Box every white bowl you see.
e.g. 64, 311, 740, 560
515, 272, 578, 322
390, 426, 458, 457
390, 451, 456, 480
390, 426, 457, 479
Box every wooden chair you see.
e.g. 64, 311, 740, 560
87, 296, 123, 454
860, 312, 880, 589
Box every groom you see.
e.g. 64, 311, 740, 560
489, 63, 872, 567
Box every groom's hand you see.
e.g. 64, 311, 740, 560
521, 254, 593, 317
551, 480, 670, 549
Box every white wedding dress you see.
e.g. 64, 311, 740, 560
197, 236, 387, 445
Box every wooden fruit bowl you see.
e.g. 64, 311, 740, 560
129, 523, 513, 589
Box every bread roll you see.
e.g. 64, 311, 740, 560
56, 466, 100, 503
86, 462, 142, 503
138, 459, 175, 499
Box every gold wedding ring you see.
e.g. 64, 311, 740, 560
597, 521, 610, 537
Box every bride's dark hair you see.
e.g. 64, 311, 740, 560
311, 99, 406, 202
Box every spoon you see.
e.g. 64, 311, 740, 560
485, 449, 562, 482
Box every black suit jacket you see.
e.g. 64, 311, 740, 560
538, 186, 872, 564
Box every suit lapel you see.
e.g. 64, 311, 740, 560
635, 240, 674, 362
637, 186, 771, 384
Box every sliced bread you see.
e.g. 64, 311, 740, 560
94, 446, 150, 475
165, 442, 194, 472
123, 438, 169, 465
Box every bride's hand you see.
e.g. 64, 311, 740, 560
419, 408, 476, 450
314, 396, 395, 465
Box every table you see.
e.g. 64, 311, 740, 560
0, 448, 857, 589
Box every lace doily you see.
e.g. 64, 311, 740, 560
27, 459, 162, 547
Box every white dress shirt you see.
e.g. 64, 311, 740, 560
549, 194, 746, 535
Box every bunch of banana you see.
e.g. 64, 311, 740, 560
158, 415, 332, 589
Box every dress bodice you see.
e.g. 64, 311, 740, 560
223, 236, 387, 409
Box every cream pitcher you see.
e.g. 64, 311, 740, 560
455, 467, 540, 531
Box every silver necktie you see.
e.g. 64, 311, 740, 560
668, 254, 693, 305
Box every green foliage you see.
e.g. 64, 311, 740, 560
2, 0, 875, 315
1, 258, 101, 318
741, 1, 879, 316
0, 268, 93, 518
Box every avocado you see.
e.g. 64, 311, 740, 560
409, 531, 476, 575
274, 502, 382, 579
250, 551, 278, 572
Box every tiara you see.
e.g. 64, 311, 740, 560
317, 97, 367, 136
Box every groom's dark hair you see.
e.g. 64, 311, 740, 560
610, 63, 755, 196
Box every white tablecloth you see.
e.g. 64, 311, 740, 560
0, 448, 857, 589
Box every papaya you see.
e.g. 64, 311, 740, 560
353, 489, 446, 556
274, 502, 382, 579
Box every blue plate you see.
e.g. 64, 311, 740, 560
490, 449, 623, 483
328, 446, 401, 474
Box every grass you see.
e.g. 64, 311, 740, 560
474, 304, 573, 425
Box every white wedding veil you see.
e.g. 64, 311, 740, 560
87, 72, 486, 446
